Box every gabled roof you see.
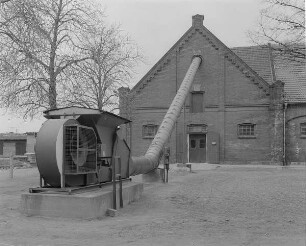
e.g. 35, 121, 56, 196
43, 106, 130, 124
0, 133, 27, 141
131, 26, 194, 94
274, 55, 306, 103
131, 15, 270, 97
131, 15, 305, 104
231, 46, 274, 84
232, 45, 306, 103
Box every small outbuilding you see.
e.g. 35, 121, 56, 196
0, 132, 36, 157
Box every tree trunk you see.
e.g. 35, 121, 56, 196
98, 76, 102, 110
48, 80, 57, 109
47, 0, 62, 110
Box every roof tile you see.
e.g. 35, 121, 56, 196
232, 45, 306, 103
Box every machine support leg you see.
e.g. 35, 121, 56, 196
117, 157, 123, 208
40, 174, 43, 187
166, 169, 169, 183
61, 174, 65, 188
112, 157, 116, 210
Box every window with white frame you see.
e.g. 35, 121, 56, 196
142, 124, 158, 138
238, 123, 256, 138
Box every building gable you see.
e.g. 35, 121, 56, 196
130, 15, 270, 100
120, 14, 305, 165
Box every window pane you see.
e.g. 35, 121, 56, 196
238, 124, 255, 137
16, 141, 26, 155
199, 139, 205, 148
190, 139, 196, 148
143, 125, 158, 138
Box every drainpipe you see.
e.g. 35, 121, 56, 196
283, 102, 287, 166
183, 101, 186, 164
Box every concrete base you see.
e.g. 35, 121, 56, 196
20, 182, 143, 219
177, 163, 192, 172
142, 169, 165, 182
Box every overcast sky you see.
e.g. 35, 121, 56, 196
0, 0, 262, 133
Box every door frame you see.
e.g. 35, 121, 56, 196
187, 133, 207, 163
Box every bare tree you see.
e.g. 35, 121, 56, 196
249, 0, 305, 61
64, 24, 142, 112
0, 0, 101, 117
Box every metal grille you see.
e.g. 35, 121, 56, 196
238, 124, 255, 137
301, 123, 306, 136
64, 125, 97, 174
142, 124, 158, 138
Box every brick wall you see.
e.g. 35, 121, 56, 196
26, 134, 36, 153
286, 104, 306, 164
0, 134, 36, 158
3, 142, 15, 157
269, 81, 285, 164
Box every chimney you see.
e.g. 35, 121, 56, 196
192, 14, 204, 27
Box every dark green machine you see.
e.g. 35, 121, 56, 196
35, 55, 202, 188
36, 107, 131, 188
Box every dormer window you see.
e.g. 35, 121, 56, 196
238, 123, 256, 138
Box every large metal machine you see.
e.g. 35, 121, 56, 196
35, 55, 202, 188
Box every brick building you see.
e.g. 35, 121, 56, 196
119, 15, 306, 165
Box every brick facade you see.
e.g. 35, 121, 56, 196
285, 104, 306, 164
2, 141, 16, 156
120, 15, 306, 165
26, 133, 36, 153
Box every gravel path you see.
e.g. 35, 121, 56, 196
0, 166, 305, 246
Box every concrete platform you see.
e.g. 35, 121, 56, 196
20, 182, 143, 219
142, 168, 165, 182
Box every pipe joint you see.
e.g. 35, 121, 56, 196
192, 54, 203, 65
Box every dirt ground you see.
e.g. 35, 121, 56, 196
0, 164, 305, 246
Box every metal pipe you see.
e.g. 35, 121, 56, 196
112, 156, 116, 210
130, 55, 202, 175
283, 102, 287, 166
118, 157, 123, 208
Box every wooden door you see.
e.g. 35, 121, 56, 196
207, 131, 220, 164
15, 140, 26, 155
189, 134, 206, 163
